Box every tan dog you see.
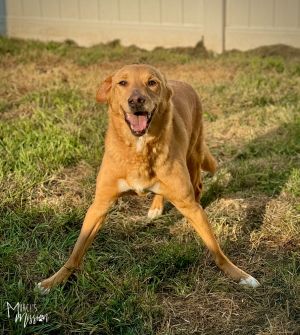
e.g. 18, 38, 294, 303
38, 64, 259, 293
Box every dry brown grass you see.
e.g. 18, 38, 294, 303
1, 38, 299, 334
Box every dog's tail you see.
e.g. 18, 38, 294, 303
202, 143, 217, 175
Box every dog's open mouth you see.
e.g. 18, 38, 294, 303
124, 111, 153, 137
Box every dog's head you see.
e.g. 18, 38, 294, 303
96, 64, 172, 137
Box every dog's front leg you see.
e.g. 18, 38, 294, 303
37, 166, 120, 294
159, 165, 260, 288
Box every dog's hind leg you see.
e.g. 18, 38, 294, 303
187, 143, 217, 202
187, 154, 203, 202
148, 194, 164, 219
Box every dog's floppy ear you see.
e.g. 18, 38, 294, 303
161, 72, 172, 101
96, 75, 113, 103
165, 84, 173, 101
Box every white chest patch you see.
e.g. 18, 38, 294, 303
117, 179, 131, 193
136, 136, 146, 152
117, 179, 160, 194
131, 180, 145, 193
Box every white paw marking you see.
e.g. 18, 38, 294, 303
36, 282, 50, 295
147, 207, 163, 220
239, 275, 260, 288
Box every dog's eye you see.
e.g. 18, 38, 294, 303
147, 80, 157, 87
118, 80, 127, 86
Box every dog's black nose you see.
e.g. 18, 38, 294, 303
128, 93, 146, 107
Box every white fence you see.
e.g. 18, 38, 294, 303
0, 0, 299, 53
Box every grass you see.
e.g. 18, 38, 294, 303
0, 37, 299, 334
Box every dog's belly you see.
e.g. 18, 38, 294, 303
117, 178, 160, 195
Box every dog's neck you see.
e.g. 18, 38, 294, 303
106, 102, 173, 177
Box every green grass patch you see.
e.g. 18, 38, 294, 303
1, 37, 299, 334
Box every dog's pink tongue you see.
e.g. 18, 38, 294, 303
126, 114, 147, 132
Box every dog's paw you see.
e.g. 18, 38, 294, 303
147, 207, 163, 220
35, 282, 51, 295
239, 275, 260, 288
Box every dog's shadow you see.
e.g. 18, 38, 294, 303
201, 120, 299, 233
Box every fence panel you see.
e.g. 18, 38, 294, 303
1, 0, 300, 52
226, 0, 300, 50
